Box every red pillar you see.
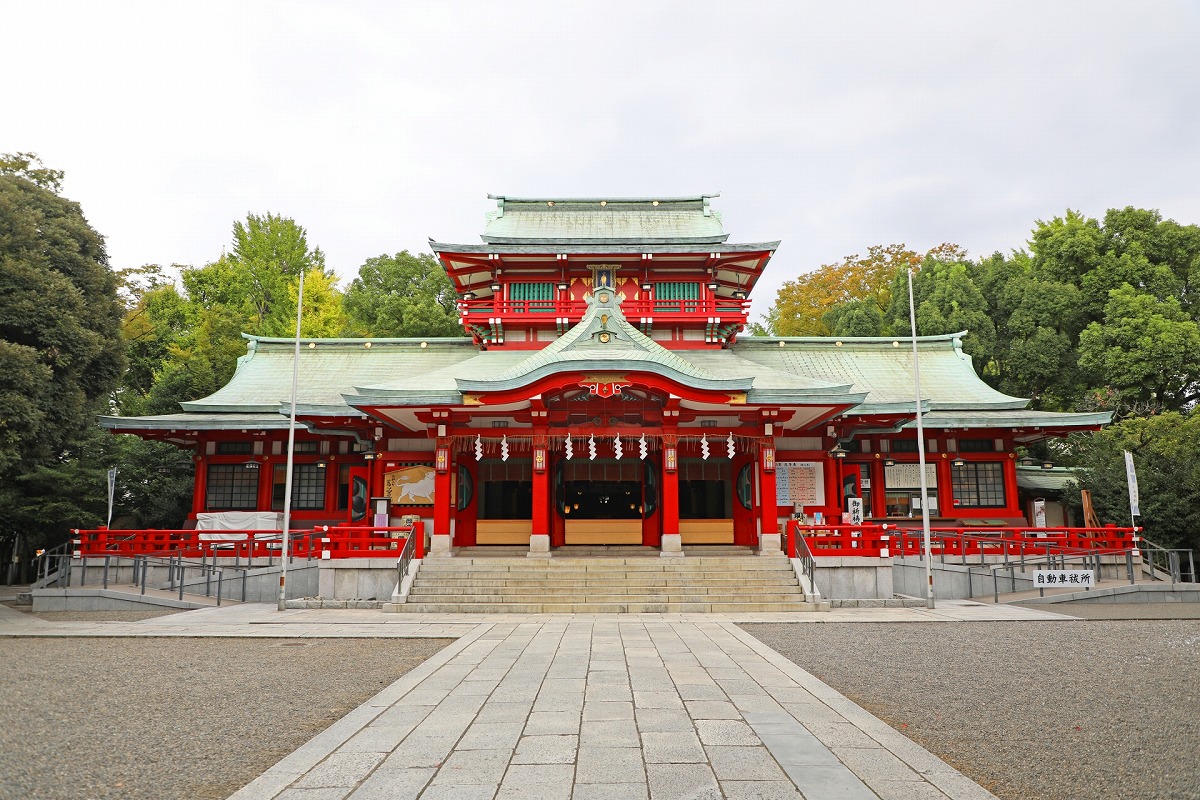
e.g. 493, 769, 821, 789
433, 438, 452, 538
192, 454, 207, 515
758, 437, 778, 540
532, 433, 549, 537
661, 434, 679, 538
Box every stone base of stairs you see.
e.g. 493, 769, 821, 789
387, 551, 825, 614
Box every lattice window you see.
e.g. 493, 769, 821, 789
952, 462, 1007, 508
206, 463, 259, 510
271, 464, 327, 510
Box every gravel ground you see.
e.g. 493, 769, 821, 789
740, 620, 1200, 800
2, 605, 186, 622
0, 637, 452, 800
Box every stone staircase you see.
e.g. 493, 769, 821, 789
388, 548, 826, 613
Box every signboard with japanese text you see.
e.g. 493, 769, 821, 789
1033, 570, 1094, 588
846, 497, 865, 525
775, 461, 826, 506
884, 463, 938, 488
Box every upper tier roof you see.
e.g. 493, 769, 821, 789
479, 195, 729, 245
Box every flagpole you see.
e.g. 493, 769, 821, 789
278, 269, 305, 612
908, 267, 935, 609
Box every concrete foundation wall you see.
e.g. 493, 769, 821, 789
813, 558, 893, 600
893, 558, 1133, 602
32, 588, 208, 612
315, 560, 399, 601
1021, 583, 1200, 605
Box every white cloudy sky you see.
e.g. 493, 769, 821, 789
7, 1, 1200, 322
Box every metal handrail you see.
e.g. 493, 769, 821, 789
394, 533, 417, 596
784, 523, 819, 599
960, 549, 1126, 603
125, 553, 250, 605
1137, 536, 1196, 585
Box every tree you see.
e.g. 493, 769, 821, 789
125, 214, 339, 417
884, 249, 996, 374
1077, 285, 1200, 410
765, 244, 921, 336
0, 153, 126, 571
342, 251, 461, 337
978, 252, 1087, 409
1067, 412, 1200, 552
227, 213, 327, 336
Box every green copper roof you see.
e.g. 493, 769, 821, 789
732, 333, 1030, 412
100, 412, 296, 432
180, 335, 478, 414
1015, 466, 1077, 492
480, 195, 729, 245
910, 409, 1112, 430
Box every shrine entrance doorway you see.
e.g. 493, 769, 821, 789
554, 457, 656, 546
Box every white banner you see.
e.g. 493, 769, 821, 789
1124, 450, 1140, 517
106, 467, 118, 527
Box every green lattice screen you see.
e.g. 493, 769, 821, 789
510, 282, 556, 312
654, 281, 700, 311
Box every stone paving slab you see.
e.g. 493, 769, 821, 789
221, 616, 997, 800
0, 601, 1048, 796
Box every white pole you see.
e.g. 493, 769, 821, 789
277, 269, 305, 612
908, 267, 935, 609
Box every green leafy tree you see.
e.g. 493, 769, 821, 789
1067, 412, 1200, 552
823, 299, 884, 337
978, 252, 1087, 409
884, 250, 996, 373
765, 244, 920, 337
0, 153, 126, 570
1077, 286, 1200, 410
343, 251, 461, 337
228, 213, 327, 336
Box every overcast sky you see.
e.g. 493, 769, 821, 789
7, 1, 1200, 322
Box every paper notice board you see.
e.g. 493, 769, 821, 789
775, 462, 826, 506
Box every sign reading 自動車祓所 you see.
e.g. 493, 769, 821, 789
1033, 570, 1094, 588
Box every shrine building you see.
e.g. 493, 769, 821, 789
101, 195, 1110, 556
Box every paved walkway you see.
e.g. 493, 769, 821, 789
1, 602, 1070, 798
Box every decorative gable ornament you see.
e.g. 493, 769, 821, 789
579, 377, 633, 398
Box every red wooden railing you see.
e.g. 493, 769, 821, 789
784, 520, 1139, 560
70, 522, 425, 560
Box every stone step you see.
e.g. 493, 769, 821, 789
412, 570, 796, 581
391, 601, 825, 613
417, 564, 795, 576
409, 579, 800, 591
405, 591, 809, 604
421, 557, 788, 569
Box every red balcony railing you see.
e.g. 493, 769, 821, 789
784, 520, 1139, 560
70, 522, 425, 560
459, 297, 750, 318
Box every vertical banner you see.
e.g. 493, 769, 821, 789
1124, 450, 1140, 517
106, 467, 118, 527
846, 497, 864, 526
